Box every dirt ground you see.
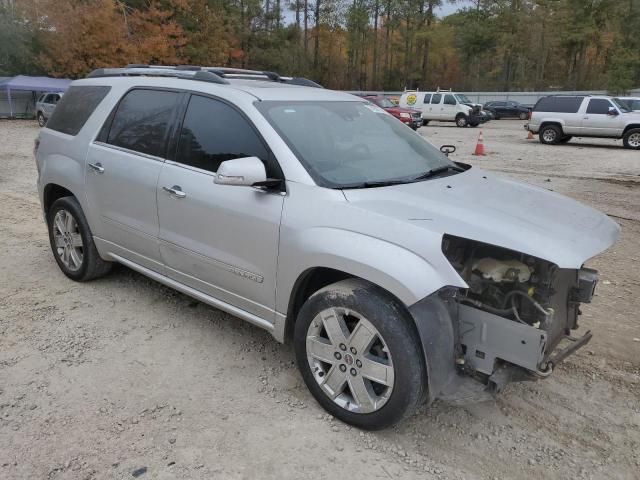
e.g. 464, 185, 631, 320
0, 118, 638, 480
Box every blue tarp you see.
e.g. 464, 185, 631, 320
3, 75, 71, 92
1, 75, 72, 118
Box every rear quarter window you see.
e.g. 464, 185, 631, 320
533, 96, 584, 113
46, 86, 111, 136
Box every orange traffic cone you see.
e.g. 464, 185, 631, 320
526, 130, 534, 140
473, 130, 486, 156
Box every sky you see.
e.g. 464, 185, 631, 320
435, 1, 470, 18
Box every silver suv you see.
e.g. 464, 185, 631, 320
35, 92, 63, 127
36, 66, 619, 430
526, 95, 640, 149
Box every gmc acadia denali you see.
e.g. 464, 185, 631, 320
35, 66, 619, 429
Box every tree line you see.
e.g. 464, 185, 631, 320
1, 0, 639, 92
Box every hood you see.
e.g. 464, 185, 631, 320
342, 167, 619, 268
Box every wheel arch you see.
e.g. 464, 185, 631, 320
539, 120, 564, 132
623, 124, 640, 135
43, 183, 76, 216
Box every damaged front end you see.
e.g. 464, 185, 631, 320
414, 234, 601, 402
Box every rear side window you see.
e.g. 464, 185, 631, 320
423, 94, 432, 104
175, 95, 269, 174
431, 94, 442, 104
444, 94, 456, 105
46, 86, 111, 136
534, 96, 583, 113
107, 89, 179, 158
586, 99, 614, 114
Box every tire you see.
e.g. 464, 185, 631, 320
519, 112, 528, 120
455, 114, 468, 127
469, 122, 479, 127
37, 112, 46, 127
559, 135, 573, 144
422, 120, 429, 126
539, 124, 562, 145
622, 128, 640, 150
294, 278, 426, 430
47, 196, 112, 281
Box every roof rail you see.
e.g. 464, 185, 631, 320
87, 67, 229, 85
87, 65, 323, 88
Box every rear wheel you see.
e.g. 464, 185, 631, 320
455, 114, 468, 127
539, 125, 562, 145
37, 112, 46, 127
623, 128, 640, 150
294, 279, 426, 430
47, 196, 112, 281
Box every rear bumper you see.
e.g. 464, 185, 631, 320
524, 123, 539, 133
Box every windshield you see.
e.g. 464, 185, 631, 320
455, 94, 472, 104
613, 98, 632, 113
256, 101, 455, 188
372, 97, 396, 108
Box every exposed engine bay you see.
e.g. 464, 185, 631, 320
441, 234, 598, 381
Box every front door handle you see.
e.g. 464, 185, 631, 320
88, 162, 104, 174
163, 185, 186, 199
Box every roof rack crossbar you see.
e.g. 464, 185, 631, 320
86, 67, 229, 85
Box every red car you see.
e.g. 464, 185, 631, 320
363, 95, 423, 130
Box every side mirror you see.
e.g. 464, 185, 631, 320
215, 156, 267, 187
440, 144, 456, 157
608, 107, 619, 116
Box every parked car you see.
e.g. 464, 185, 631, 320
615, 97, 640, 112
363, 95, 423, 130
36, 92, 63, 127
526, 95, 640, 149
483, 100, 530, 120
399, 89, 489, 127
36, 66, 618, 430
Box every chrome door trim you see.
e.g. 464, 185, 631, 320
92, 141, 166, 163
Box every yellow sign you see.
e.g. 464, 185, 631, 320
406, 94, 417, 106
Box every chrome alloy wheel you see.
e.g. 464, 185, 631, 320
627, 132, 640, 148
306, 307, 394, 414
542, 128, 557, 142
52, 209, 84, 271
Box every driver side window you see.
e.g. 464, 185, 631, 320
176, 95, 270, 174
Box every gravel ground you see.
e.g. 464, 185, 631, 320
0, 118, 638, 480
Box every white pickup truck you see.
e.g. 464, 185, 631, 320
525, 95, 640, 149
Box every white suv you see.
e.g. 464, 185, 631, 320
399, 89, 488, 127
526, 95, 640, 149
35, 66, 618, 429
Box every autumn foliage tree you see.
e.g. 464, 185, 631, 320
2, 0, 640, 92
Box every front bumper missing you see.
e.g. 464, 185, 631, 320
459, 304, 593, 378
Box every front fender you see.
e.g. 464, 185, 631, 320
276, 227, 462, 314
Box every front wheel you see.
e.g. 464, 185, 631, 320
539, 125, 562, 145
37, 112, 46, 127
294, 279, 426, 430
623, 128, 640, 150
455, 115, 468, 127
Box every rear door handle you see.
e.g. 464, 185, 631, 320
163, 185, 186, 199
88, 162, 104, 174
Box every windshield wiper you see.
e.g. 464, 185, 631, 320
411, 165, 465, 181
341, 178, 410, 189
